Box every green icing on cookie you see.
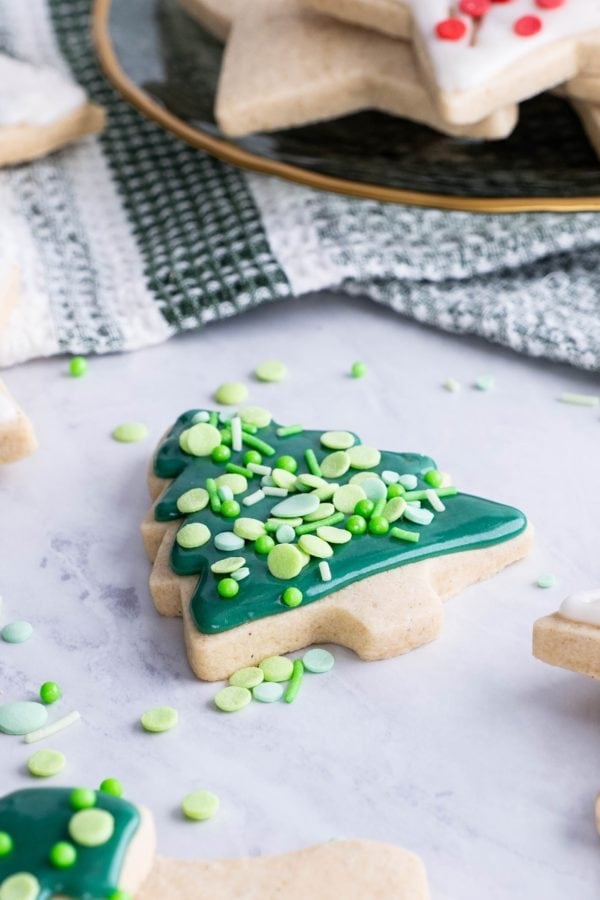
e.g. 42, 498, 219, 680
0, 788, 139, 897
154, 411, 527, 635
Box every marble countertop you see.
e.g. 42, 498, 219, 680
2, 292, 599, 898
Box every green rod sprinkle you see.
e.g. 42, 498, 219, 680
209, 411, 219, 427
372, 497, 386, 518
225, 463, 254, 479
206, 478, 221, 513
558, 392, 599, 408
284, 660, 304, 704
295, 512, 345, 535
241, 422, 258, 433
391, 526, 420, 543
403, 486, 457, 502
241, 433, 277, 457
277, 425, 304, 438
304, 448, 322, 477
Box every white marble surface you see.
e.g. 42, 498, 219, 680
1, 292, 600, 898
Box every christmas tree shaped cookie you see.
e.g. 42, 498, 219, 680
142, 408, 532, 681
0, 787, 430, 898
533, 589, 600, 679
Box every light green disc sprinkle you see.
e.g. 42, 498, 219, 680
320, 451, 350, 479
349, 472, 380, 486
233, 517, 266, 541
141, 706, 179, 733
111, 423, 148, 443
176, 488, 209, 514
176, 522, 211, 549
211, 556, 246, 574
1, 621, 33, 644
231, 566, 250, 581
316, 526, 352, 544
362, 478, 387, 503
303, 648, 335, 673
0, 701, 48, 735
214, 685, 252, 712
27, 748, 66, 778
276, 525, 296, 544
255, 360, 288, 383
182, 790, 220, 821
69, 809, 115, 847
320, 430, 355, 450
304, 503, 336, 522
260, 655, 294, 682
347, 445, 381, 470
267, 544, 305, 580
475, 374, 495, 391
333, 484, 366, 514
214, 532, 245, 552
216, 473, 248, 495
295, 474, 327, 490
0, 873, 40, 900
238, 406, 272, 428
229, 666, 264, 689
271, 494, 320, 518
252, 682, 284, 703
298, 534, 333, 559
537, 574, 557, 589
215, 382, 248, 405
383, 497, 407, 522
272, 468, 297, 490
184, 423, 222, 457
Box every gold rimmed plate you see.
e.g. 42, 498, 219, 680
93, 0, 600, 212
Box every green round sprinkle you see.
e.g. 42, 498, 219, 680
243, 449, 263, 466
1, 621, 33, 644
229, 666, 264, 689
215, 473, 248, 495
276, 525, 296, 544
69, 809, 114, 847
215, 381, 248, 405
239, 405, 272, 428
70, 788, 96, 811
218, 578, 239, 599
270, 494, 320, 518
49, 841, 77, 868
0, 873, 40, 900
368, 516, 390, 535
316, 525, 352, 544
234, 517, 266, 541
275, 455, 298, 473
214, 685, 252, 712
354, 498, 374, 519
39, 681, 62, 705
111, 423, 148, 443
184, 423, 222, 457
252, 682, 284, 703
176, 522, 211, 549
214, 532, 245, 552
320, 451, 350, 479
260, 655, 294, 682
282, 587, 303, 608
347, 445, 381, 470
267, 543, 304, 579
0, 832, 13, 857
362, 478, 387, 503
351, 361, 367, 378
68, 356, 87, 377
211, 444, 231, 464
211, 556, 246, 575
387, 483, 405, 499
27, 748, 66, 778
303, 648, 335, 673
346, 515, 367, 536
99, 778, 123, 797
108, 892, 132, 900
255, 534, 276, 555
320, 430, 355, 450
333, 484, 366, 514
176, 488, 209, 514
537, 574, 557, 589
298, 534, 333, 559
0, 701, 47, 735
221, 499, 241, 519
304, 502, 336, 523
141, 706, 179, 733
383, 497, 406, 523
182, 790, 220, 821
424, 469, 443, 488
255, 359, 287, 383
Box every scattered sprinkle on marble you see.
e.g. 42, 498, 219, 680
537, 574, 557, 589
1, 621, 33, 644
474, 375, 495, 391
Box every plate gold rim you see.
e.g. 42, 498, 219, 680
93, 0, 600, 214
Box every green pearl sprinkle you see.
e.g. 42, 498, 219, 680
49, 841, 77, 868
221, 499, 241, 519
255, 534, 276, 555
99, 777, 123, 797
218, 578, 239, 599
211, 444, 231, 464
39, 681, 62, 704
346, 515, 367, 535
354, 498, 374, 519
70, 788, 97, 811
387, 483, 405, 499
68, 356, 88, 377
243, 449, 263, 466
275, 455, 298, 473
368, 516, 390, 536
351, 361, 367, 378
282, 587, 303, 608
0, 831, 13, 857
108, 892, 133, 900
424, 469, 444, 488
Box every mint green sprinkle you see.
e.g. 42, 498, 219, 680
558, 392, 599, 407
284, 660, 304, 704
211, 556, 246, 574
271, 494, 320, 518
260, 656, 294, 682
390, 526, 420, 543
255, 360, 288, 383
316, 525, 352, 544
403, 506, 434, 526
276, 525, 296, 544
140, 706, 179, 733
27, 748, 66, 778
231, 566, 250, 581
276, 424, 304, 438
0, 701, 48, 735
229, 666, 264, 689
182, 790, 220, 821
303, 648, 335, 673
1, 620, 34, 644
347, 445, 381, 470
298, 534, 333, 559
537, 574, 557, 589
214, 532, 245, 552
474, 374, 495, 391
111, 423, 148, 443
191, 411, 210, 423
351, 361, 367, 379
320, 451, 350, 479
214, 686, 252, 713
398, 474, 418, 490
320, 431, 355, 450
239, 406, 272, 429
215, 382, 248, 405
253, 682, 284, 703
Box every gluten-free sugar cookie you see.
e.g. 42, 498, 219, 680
533, 588, 600, 679
0, 787, 430, 899
142, 409, 533, 681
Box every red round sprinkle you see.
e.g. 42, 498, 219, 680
514, 15, 543, 36
435, 18, 468, 41
536, 0, 564, 7
459, 0, 491, 15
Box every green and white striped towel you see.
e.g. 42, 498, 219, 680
1, 0, 600, 371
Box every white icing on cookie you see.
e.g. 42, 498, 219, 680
0, 390, 18, 424
559, 589, 600, 627
405, 0, 600, 92
0, 54, 86, 127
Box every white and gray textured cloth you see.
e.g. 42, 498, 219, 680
1, 0, 600, 370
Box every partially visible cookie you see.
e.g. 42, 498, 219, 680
0, 379, 38, 464
177, 0, 241, 40
0, 265, 19, 335
533, 589, 600, 679
303, 0, 411, 39
570, 98, 600, 161
0, 54, 105, 167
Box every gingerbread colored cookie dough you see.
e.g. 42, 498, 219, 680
0, 54, 105, 168
533, 589, 600, 679
0, 266, 37, 464
0, 787, 430, 899
142, 408, 533, 682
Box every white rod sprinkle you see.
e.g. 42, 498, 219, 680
24, 710, 81, 744
248, 463, 272, 475
425, 489, 445, 512
558, 393, 599, 408
263, 487, 288, 497
319, 561, 332, 582
243, 489, 265, 507
231, 415, 243, 452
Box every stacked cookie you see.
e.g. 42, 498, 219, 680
180, 0, 600, 158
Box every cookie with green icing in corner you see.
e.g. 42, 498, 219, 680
0, 786, 430, 899
142, 408, 533, 682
